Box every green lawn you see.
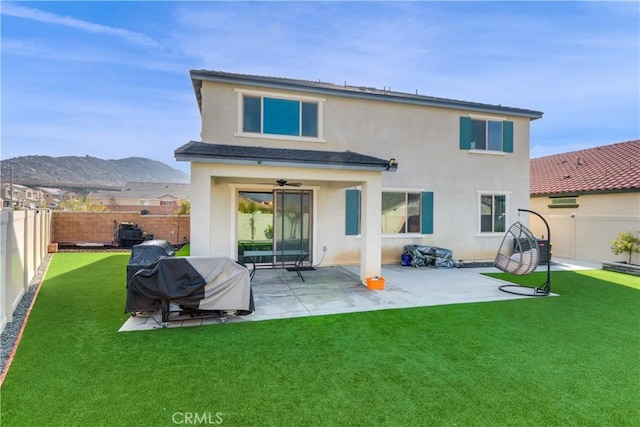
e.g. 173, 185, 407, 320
1, 253, 638, 426
175, 243, 190, 256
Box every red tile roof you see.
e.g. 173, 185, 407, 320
531, 140, 640, 196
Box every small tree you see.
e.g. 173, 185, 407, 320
611, 231, 640, 264
59, 195, 106, 212
174, 199, 190, 215
173, 199, 191, 244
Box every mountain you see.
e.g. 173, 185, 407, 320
0, 155, 190, 187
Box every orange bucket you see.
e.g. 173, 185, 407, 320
366, 276, 385, 290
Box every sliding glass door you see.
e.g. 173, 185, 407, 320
273, 190, 312, 267
237, 190, 312, 266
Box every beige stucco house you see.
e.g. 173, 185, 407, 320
1, 183, 44, 209
89, 182, 190, 214
530, 140, 640, 264
176, 70, 543, 283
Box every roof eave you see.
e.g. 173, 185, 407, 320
531, 187, 640, 197
175, 153, 397, 172
190, 70, 543, 120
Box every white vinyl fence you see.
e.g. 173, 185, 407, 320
530, 214, 640, 264
0, 208, 52, 333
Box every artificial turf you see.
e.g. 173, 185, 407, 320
1, 253, 638, 426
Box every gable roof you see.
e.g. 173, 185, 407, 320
89, 182, 190, 200
175, 141, 397, 172
530, 140, 640, 196
190, 69, 543, 120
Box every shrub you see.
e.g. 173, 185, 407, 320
611, 231, 640, 264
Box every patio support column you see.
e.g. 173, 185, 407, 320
359, 176, 382, 284
189, 163, 212, 256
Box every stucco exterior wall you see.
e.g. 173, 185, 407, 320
531, 192, 640, 217
193, 80, 535, 264
530, 192, 640, 263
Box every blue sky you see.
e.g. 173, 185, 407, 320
1, 1, 638, 173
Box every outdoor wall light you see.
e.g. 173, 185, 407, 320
386, 158, 396, 170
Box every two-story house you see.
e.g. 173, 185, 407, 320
175, 70, 543, 283
37, 187, 69, 208
0, 183, 44, 208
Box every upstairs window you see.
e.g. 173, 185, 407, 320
240, 92, 322, 139
460, 117, 514, 153
471, 119, 502, 151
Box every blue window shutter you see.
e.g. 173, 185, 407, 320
421, 192, 434, 234
460, 117, 471, 150
503, 121, 514, 153
345, 189, 360, 235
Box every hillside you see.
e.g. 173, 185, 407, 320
0, 155, 190, 187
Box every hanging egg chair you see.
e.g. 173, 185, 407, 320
494, 221, 540, 275
496, 209, 552, 297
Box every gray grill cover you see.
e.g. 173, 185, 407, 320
126, 256, 252, 313
127, 240, 176, 285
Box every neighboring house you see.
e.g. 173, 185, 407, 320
0, 183, 44, 208
89, 182, 190, 214
530, 140, 640, 263
37, 186, 69, 208
175, 70, 543, 283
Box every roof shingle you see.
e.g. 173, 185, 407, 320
530, 140, 640, 196
174, 141, 397, 172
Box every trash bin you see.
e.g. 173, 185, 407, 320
401, 253, 412, 266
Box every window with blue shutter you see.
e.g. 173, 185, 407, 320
460, 117, 514, 153
347, 190, 434, 236
379, 191, 433, 234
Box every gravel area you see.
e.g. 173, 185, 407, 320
1, 254, 52, 376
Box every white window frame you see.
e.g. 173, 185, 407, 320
235, 89, 326, 142
381, 188, 425, 238
468, 113, 507, 154
476, 191, 510, 236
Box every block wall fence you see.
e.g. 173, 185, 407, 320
1, 209, 52, 333
52, 212, 190, 245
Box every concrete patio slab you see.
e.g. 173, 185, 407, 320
119, 258, 593, 332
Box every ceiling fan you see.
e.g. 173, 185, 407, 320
257, 179, 303, 187
275, 179, 302, 187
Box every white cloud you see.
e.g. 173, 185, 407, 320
1, 1, 637, 167
1, 2, 159, 48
